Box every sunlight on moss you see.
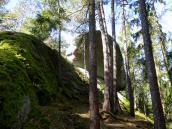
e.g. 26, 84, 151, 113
76, 113, 89, 119
167, 122, 172, 128
135, 111, 154, 124
0, 31, 89, 129
118, 92, 130, 108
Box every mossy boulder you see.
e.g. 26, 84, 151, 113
0, 31, 88, 129
73, 31, 126, 91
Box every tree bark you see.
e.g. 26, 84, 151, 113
97, 0, 114, 114
89, 0, 100, 129
121, 0, 135, 117
160, 39, 172, 87
58, 25, 61, 56
58, 25, 62, 83
151, 4, 172, 87
139, 0, 166, 128
111, 0, 118, 113
115, 92, 122, 113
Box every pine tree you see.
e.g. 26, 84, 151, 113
89, 0, 100, 128
97, 0, 114, 115
121, 0, 135, 117
139, 0, 166, 128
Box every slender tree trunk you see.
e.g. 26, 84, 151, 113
58, 0, 61, 57
89, 0, 100, 129
160, 40, 172, 86
109, 35, 114, 114
151, 5, 172, 87
115, 92, 122, 112
59, 25, 61, 56
97, 0, 114, 114
121, 0, 135, 117
111, 0, 117, 113
111, 0, 116, 42
139, 0, 166, 128
58, 25, 62, 83
126, 74, 135, 116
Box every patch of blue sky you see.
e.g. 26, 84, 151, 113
155, 0, 172, 33
5, 0, 172, 54
5, 0, 19, 10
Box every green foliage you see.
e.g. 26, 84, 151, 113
27, 13, 58, 40
44, 36, 69, 54
22, 0, 69, 40
118, 3, 172, 120
0, 31, 88, 128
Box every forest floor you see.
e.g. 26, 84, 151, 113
38, 102, 153, 129
102, 115, 153, 129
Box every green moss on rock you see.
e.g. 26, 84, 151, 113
0, 31, 88, 129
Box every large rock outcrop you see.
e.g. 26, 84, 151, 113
0, 31, 88, 129
73, 31, 126, 91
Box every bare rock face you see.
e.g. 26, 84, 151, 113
73, 31, 126, 91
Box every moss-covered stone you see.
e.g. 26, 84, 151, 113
0, 31, 88, 129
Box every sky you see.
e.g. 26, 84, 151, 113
6, 0, 172, 33
5, 0, 172, 54
6, 0, 18, 10
155, 0, 172, 33
5, 0, 77, 54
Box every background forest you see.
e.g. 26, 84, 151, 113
0, 0, 172, 129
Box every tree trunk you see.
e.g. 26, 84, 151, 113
115, 92, 122, 113
58, 26, 61, 56
126, 74, 135, 116
152, 5, 172, 87
89, 0, 100, 129
97, 0, 114, 114
58, 25, 62, 83
111, 0, 118, 113
139, 0, 166, 128
160, 39, 172, 87
121, 0, 135, 117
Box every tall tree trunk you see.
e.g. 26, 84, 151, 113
89, 0, 100, 129
111, 0, 116, 42
121, 0, 135, 117
97, 0, 114, 114
58, 1, 61, 57
111, 0, 117, 113
160, 38, 172, 86
151, 4, 172, 87
58, 25, 62, 83
115, 92, 122, 112
111, 0, 121, 113
139, 0, 166, 128
58, 25, 61, 56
